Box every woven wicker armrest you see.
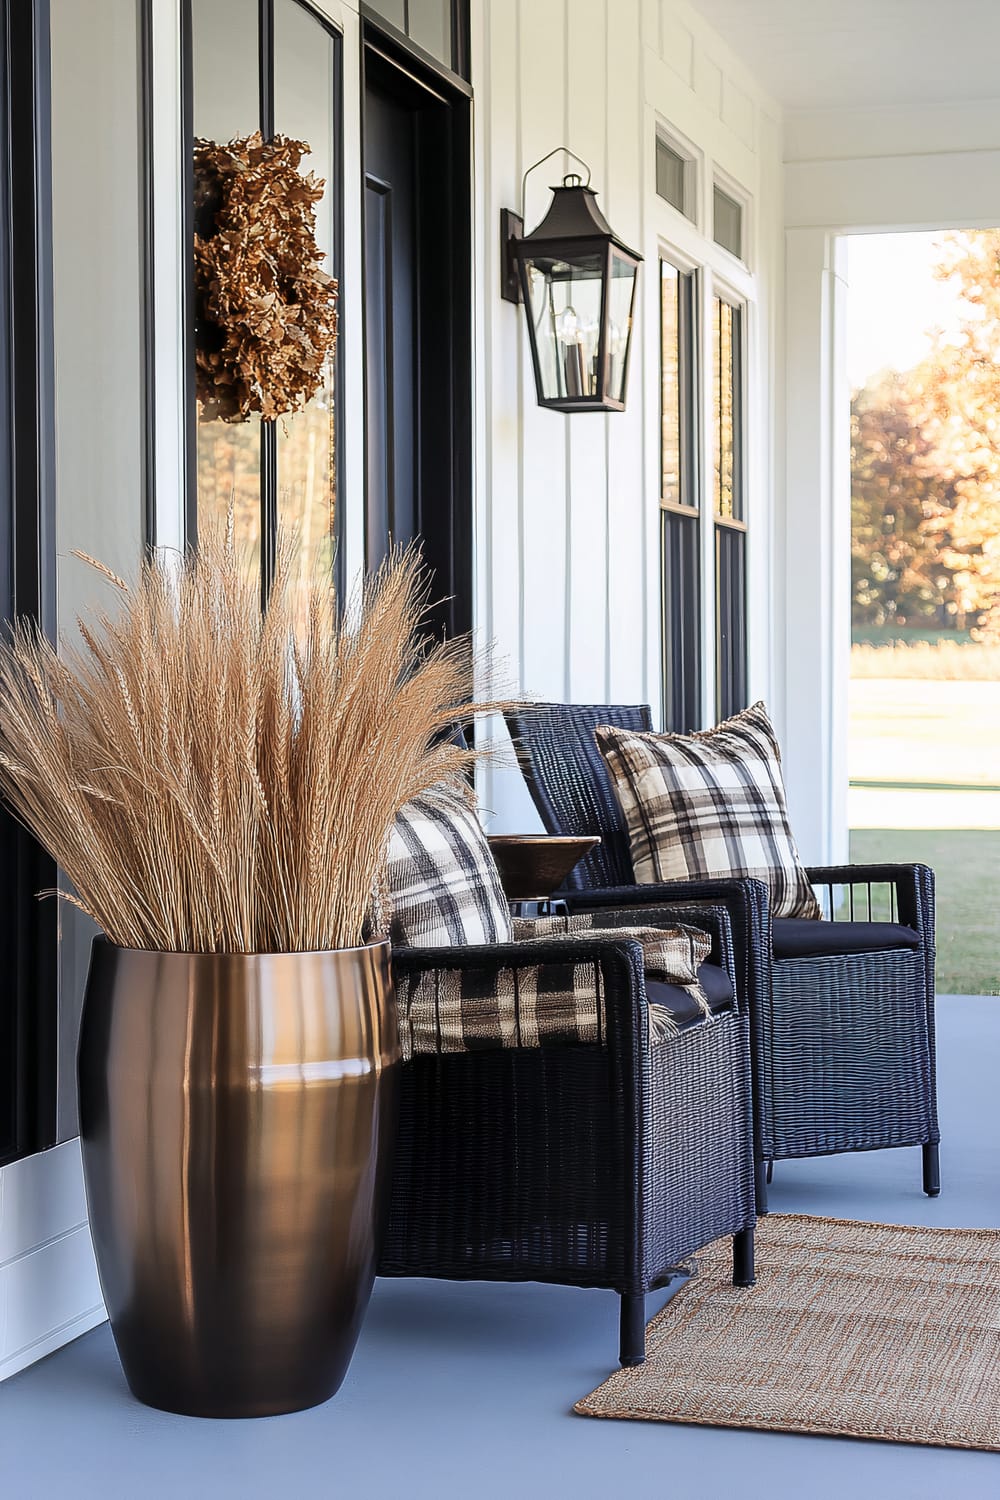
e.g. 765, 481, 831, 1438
805, 862, 934, 936
392, 934, 646, 976
562, 874, 770, 916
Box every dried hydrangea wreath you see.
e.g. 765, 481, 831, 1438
193, 131, 339, 424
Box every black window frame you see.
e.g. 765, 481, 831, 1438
712, 289, 748, 722
360, 0, 470, 82
181, 0, 346, 607
659, 257, 701, 733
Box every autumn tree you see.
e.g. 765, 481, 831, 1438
852, 229, 1000, 638
915, 230, 1000, 637
851, 373, 961, 629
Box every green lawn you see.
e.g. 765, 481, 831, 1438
849, 828, 1000, 996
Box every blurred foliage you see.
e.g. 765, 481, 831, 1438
852, 229, 1000, 639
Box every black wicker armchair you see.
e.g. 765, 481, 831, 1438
380, 905, 756, 1366
504, 703, 941, 1209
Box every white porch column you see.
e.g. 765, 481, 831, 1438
780, 227, 850, 867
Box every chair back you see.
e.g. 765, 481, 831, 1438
504, 703, 653, 890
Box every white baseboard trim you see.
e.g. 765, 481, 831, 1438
0, 1139, 107, 1382
0, 1299, 107, 1383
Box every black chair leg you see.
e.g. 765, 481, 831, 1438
766, 1160, 774, 1185
619, 1293, 646, 1367
922, 1142, 941, 1197
733, 1227, 755, 1287
754, 1158, 769, 1215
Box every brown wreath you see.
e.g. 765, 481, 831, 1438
193, 132, 339, 424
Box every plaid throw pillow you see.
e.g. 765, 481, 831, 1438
596, 702, 820, 920
387, 792, 514, 947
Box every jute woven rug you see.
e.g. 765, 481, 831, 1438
576, 1214, 1000, 1449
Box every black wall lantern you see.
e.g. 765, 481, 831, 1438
501, 148, 642, 413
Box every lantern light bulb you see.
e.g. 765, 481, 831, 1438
554, 304, 580, 342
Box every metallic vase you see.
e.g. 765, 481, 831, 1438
78, 938, 399, 1418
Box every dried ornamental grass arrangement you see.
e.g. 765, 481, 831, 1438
0, 532, 496, 955
194, 132, 338, 423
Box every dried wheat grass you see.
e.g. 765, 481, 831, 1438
0, 530, 498, 954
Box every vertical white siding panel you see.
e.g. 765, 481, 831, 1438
516, 0, 569, 701
475, 1, 539, 830
604, 0, 649, 707
748, 108, 782, 714
565, 0, 610, 703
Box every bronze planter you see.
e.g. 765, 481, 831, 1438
78, 938, 399, 1418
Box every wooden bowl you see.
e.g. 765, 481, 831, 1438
487, 835, 601, 902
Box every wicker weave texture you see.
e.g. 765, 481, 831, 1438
381, 926, 755, 1296
507, 703, 940, 1177
505, 704, 652, 890
768, 948, 940, 1159
576, 1214, 1000, 1451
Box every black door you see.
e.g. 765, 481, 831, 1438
0, 0, 59, 1166
362, 36, 471, 638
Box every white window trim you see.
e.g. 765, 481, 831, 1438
654, 117, 703, 232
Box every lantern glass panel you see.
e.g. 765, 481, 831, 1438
524, 252, 603, 402
607, 250, 637, 404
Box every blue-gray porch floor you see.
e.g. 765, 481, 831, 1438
1, 994, 998, 1500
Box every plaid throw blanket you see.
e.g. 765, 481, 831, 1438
394, 913, 712, 1062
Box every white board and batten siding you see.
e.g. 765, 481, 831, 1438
472, 0, 785, 830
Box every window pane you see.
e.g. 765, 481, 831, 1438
655, 137, 686, 214
716, 524, 747, 720
607, 251, 636, 404
274, 0, 338, 596
661, 260, 697, 507
524, 255, 603, 402
51, 0, 146, 1140
661, 263, 681, 505
192, 0, 260, 570
662, 510, 701, 732
713, 296, 743, 521
408, 0, 450, 64
713, 184, 743, 258
366, 0, 406, 30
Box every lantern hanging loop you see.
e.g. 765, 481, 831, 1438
520, 146, 592, 222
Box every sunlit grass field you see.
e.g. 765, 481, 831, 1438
849, 645, 999, 995
848, 828, 999, 996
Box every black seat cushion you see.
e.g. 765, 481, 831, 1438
646, 962, 734, 1031
772, 918, 921, 961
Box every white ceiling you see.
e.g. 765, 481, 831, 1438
687, 0, 1000, 112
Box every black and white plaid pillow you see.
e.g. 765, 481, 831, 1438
387, 791, 514, 947
596, 702, 820, 920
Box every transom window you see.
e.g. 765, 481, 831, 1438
655, 128, 696, 222
713, 183, 744, 260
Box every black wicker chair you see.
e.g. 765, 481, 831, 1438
505, 703, 941, 1208
380, 905, 756, 1366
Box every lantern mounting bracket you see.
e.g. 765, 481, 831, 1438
499, 208, 524, 304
